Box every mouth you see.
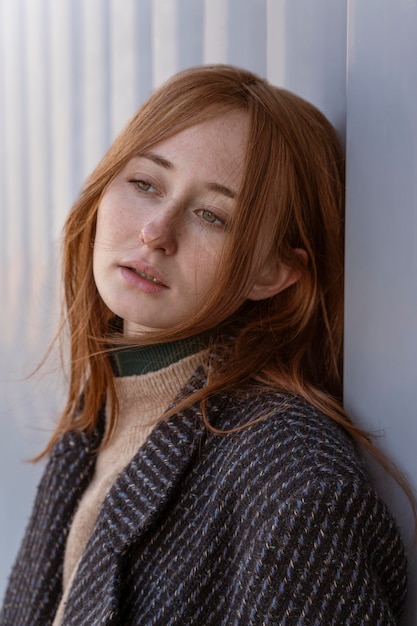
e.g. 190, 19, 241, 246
127, 267, 166, 286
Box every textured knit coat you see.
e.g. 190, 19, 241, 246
1, 368, 408, 625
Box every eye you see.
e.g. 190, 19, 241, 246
129, 179, 156, 193
137, 180, 152, 191
197, 209, 225, 227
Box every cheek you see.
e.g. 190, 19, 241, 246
95, 205, 131, 248
190, 243, 222, 292
95, 203, 112, 242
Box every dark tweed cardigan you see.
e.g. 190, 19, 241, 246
1, 368, 408, 625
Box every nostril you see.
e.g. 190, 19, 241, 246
139, 223, 177, 256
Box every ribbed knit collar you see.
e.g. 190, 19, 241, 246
111, 333, 211, 377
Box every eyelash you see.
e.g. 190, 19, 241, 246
129, 179, 156, 193
196, 209, 225, 227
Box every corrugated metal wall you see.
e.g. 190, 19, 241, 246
1, 1, 416, 620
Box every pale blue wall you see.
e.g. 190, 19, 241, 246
344, 2, 417, 623
0, 1, 415, 621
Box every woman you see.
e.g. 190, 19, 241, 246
1, 65, 411, 625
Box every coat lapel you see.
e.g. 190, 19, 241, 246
62, 373, 208, 624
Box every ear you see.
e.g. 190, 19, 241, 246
246, 248, 307, 302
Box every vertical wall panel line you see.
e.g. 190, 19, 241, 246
102, 0, 113, 151
203, 0, 228, 64
3, 1, 25, 346
0, 0, 6, 302
82, 0, 113, 176
152, 0, 179, 87
110, 0, 139, 137
177, 0, 204, 70
70, 0, 85, 196
49, 0, 75, 240
25, 0, 53, 351
134, 0, 153, 108
227, 0, 267, 75
266, 0, 286, 85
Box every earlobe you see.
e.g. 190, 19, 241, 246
246, 248, 307, 302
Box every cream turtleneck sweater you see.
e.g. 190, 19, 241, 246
53, 350, 205, 625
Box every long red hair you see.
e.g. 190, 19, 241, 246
38, 65, 415, 533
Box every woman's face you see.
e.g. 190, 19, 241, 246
93, 110, 249, 336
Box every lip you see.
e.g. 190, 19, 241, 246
120, 260, 169, 293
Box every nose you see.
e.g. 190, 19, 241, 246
139, 210, 178, 255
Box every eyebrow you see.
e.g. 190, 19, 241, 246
141, 151, 173, 170
205, 181, 236, 199
140, 151, 236, 200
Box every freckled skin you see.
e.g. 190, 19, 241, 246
93, 111, 249, 336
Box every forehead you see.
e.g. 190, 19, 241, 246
141, 110, 250, 180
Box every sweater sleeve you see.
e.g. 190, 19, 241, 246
225, 478, 407, 625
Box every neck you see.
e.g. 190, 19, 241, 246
111, 333, 211, 377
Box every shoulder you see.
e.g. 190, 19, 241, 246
196, 389, 407, 618
200, 387, 383, 531
206, 388, 367, 486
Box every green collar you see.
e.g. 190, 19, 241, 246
111, 334, 210, 377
